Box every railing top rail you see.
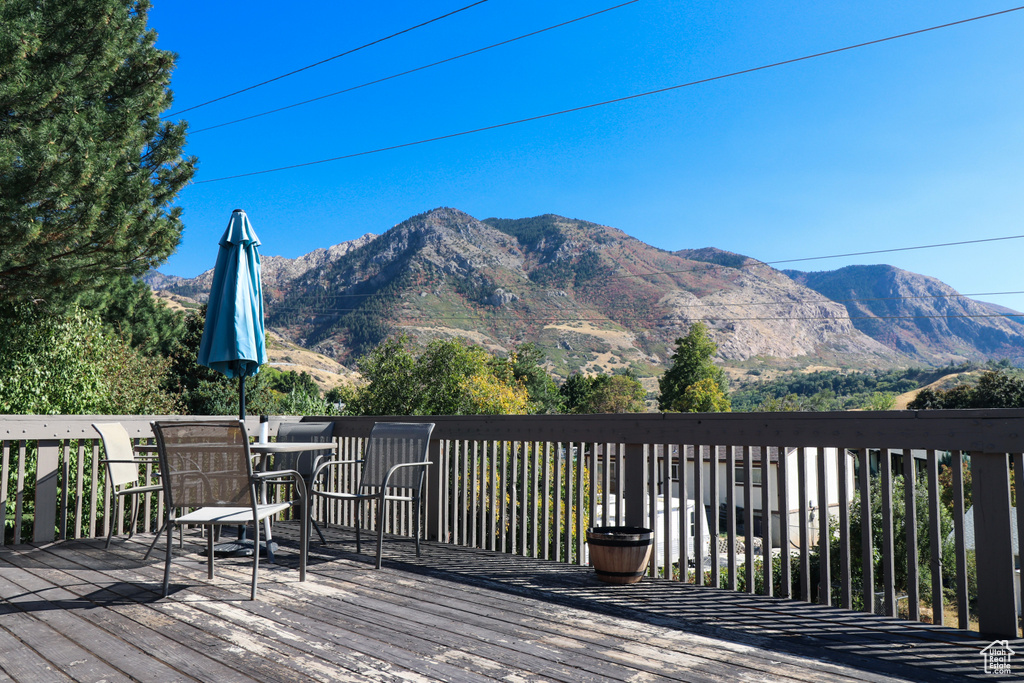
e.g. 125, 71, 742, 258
4, 409, 1024, 452
0, 415, 300, 440
303, 410, 1024, 452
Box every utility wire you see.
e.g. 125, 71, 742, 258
194, 5, 1024, 184
384, 312, 1024, 323
294, 289, 1024, 312
590, 234, 1024, 281
168, 0, 490, 117
191, 1, 641, 135
298, 288, 1024, 303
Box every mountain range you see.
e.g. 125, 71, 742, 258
148, 208, 1024, 379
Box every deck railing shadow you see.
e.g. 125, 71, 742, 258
306, 524, 995, 683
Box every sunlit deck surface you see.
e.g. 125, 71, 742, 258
0, 523, 1017, 683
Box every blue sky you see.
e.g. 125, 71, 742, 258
150, 1, 1024, 311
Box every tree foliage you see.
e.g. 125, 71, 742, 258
163, 307, 332, 416
559, 371, 646, 414
658, 322, 730, 412
0, 0, 195, 310
0, 304, 175, 414
508, 342, 563, 413
77, 275, 185, 356
909, 370, 1024, 409
733, 363, 983, 412
350, 335, 530, 416
588, 373, 646, 413
678, 376, 731, 413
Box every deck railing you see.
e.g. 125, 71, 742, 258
3, 411, 1022, 638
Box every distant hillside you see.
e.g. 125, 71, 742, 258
147, 208, 1024, 377
785, 265, 1024, 365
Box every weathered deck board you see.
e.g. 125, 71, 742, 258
0, 524, 1019, 683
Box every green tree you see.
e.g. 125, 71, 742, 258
350, 336, 529, 416
678, 376, 731, 413
908, 370, 1024, 410
843, 472, 958, 611
559, 372, 594, 414
0, 304, 174, 415
588, 373, 647, 413
0, 0, 195, 310
559, 371, 646, 413
78, 275, 185, 356
658, 322, 730, 412
865, 391, 897, 411
163, 307, 276, 416
508, 343, 562, 413
349, 335, 421, 416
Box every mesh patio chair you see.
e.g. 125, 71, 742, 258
308, 421, 435, 569
272, 421, 336, 543
151, 420, 308, 600
92, 423, 164, 549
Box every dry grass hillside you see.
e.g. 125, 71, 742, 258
266, 332, 359, 393
892, 372, 980, 409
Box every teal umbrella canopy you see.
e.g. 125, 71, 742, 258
197, 209, 266, 413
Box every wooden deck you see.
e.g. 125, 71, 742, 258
0, 523, 1018, 682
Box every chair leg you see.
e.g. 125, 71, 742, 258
250, 520, 261, 600
299, 508, 309, 582
126, 493, 141, 541
144, 519, 166, 560
105, 502, 117, 549
162, 522, 173, 597
375, 497, 385, 570
311, 518, 326, 544
414, 497, 422, 557
355, 502, 362, 554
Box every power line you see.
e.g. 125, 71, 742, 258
290, 288, 1024, 312
589, 234, 1024, 281
168, 0, 490, 117
194, 5, 1024, 184
766, 235, 1024, 266
191, 1, 641, 135
389, 312, 1024, 323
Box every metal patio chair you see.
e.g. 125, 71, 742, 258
271, 421, 336, 543
92, 422, 164, 549
308, 421, 434, 568
151, 420, 308, 599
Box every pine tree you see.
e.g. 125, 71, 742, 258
0, 0, 195, 309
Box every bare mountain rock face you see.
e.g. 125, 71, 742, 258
147, 208, 1024, 377
787, 265, 1024, 365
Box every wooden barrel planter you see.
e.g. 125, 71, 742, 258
586, 526, 653, 584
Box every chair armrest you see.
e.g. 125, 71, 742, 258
253, 469, 307, 499
309, 457, 365, 484
381, 461, 433, 489
100, 458, 159, 464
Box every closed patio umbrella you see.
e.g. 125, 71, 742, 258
197, 209, 266, 420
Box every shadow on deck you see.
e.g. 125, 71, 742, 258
0, 522, 1019, 682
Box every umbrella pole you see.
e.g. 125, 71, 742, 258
239, 375, 246, 421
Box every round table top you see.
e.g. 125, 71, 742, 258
133, 441, 334, 453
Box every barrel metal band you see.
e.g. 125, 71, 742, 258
587, 538, 652, 547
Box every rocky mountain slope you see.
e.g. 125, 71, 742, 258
150, 208, 1024, 377
786, 265, 1024, 365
